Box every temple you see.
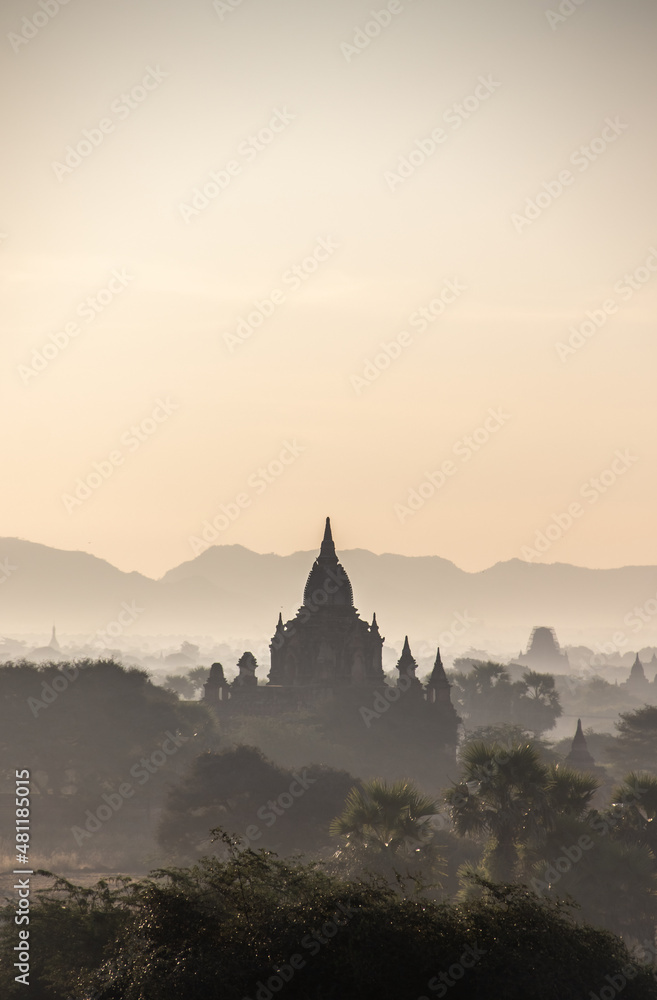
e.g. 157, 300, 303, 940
268, 517, 385, 687
564, 718, 597, 772
204, 517, 460, 786
516, 626, 570, 672
626, 652, 651, 695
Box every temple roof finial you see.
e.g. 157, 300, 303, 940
319, 516, 336, 559
428, 647, 448, 689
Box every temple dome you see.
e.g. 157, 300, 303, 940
302, 517, 354, 607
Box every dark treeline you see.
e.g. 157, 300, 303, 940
2, 659, 657, 998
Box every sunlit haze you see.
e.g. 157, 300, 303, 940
2, 0, 656, 577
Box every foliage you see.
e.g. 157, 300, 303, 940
164, 666, 210, 699
450, 662, 561, 735
157, 745, 356, 861
0, 660, 219, 797
0, 872, 138, 1000
329, 779, 444, 890
163, 673, 196, 699
445, 741, 598, 882
2, 844, 656, 1000
607, 706, 657, 773
460, 723, 559, 762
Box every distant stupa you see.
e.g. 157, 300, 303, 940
564, 719, 596, 772
29, 625, 64, 662
627, 653, 650, 693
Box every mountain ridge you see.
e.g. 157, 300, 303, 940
2, 537, 657, 652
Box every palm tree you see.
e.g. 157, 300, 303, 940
330, 779, 443, 889
606, 772, 657, 856
445, 741, 567, 882
330, 779, 437, 849
544, 763, 599, 816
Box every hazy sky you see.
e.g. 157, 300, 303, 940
2, 0, 656, 577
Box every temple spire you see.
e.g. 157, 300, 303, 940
427, 647, 451, 703
319, 516, 336, 560
428, 648, 448, 689
396, 636, 421, 690
564, 718, 596, 771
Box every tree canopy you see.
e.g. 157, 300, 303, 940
2, 843, 655, 1000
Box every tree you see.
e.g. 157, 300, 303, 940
329, 779, 444, 889
445, 741, 552, 881
164, 672, 196, 699
519, 670, 562, 734
158, 745, 356, 861
525, 809, 657, 940
188, 665, 210, 692
2, 846, 656, 1000
0, 659, 219, 862
605, 772, 657, 856
460, 723, 559, 763
445, 742, 595, 882
607, 706, 657, 773
330, 779, 437, 850
450, 662, 561, 735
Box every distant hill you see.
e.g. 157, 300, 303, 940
2, 537, 657, 655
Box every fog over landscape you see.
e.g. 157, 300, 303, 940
2, 0, 657, 998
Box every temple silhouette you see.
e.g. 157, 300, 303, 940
516, 625, 570, 672
204, 518, 460, 785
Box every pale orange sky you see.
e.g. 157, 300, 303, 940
1, 0, 656, 578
